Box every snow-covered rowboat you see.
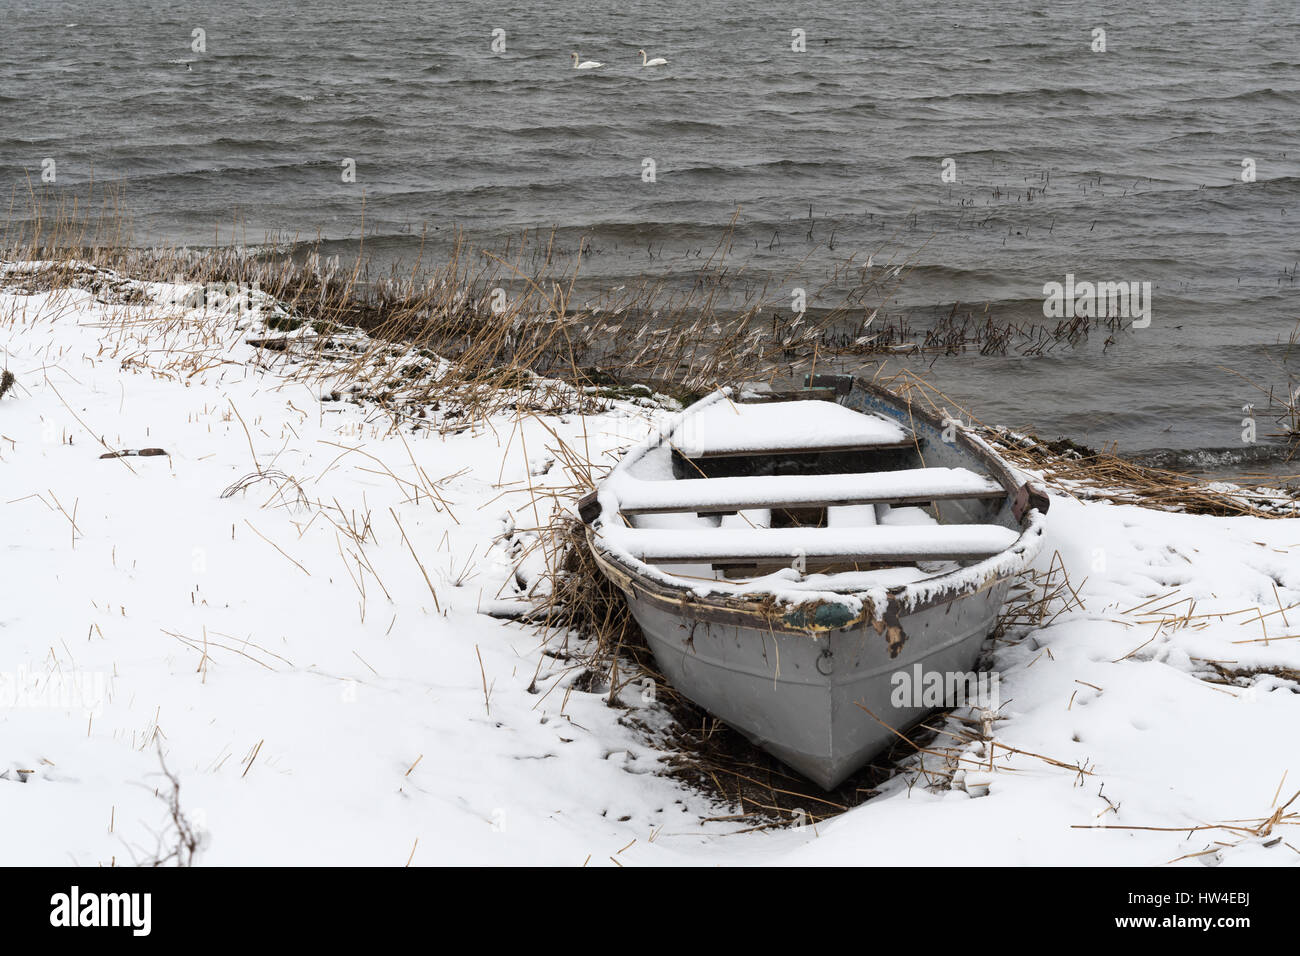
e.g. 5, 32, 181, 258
579, 374, 1048, 789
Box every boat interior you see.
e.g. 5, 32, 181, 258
601, 388, 1020, 587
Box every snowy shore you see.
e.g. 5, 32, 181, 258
1, 266, 1296, 866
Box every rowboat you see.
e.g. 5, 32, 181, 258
579, 374, 1048, 789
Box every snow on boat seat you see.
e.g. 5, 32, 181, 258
601, 524, 1018, 565
612, 467, 1005, 515
827, 503, 877, 527
673, 400, 913, 459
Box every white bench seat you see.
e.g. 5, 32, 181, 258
601, 524, 1018, 565
674, 400, 913, 459
613, 468, 1005, 515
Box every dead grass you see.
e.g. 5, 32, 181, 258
3, 187, 916, 430
875, 368, 1300, 517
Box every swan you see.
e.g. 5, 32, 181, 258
571, 52, 603, 69
638, 49, 668, 67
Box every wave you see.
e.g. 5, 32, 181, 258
1126, 443, 1300, 471
902, 86, 1107, 106
1196, 87, 1300, 103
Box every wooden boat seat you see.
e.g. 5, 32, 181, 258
603, 524, 1018, 565
672, 399, 915, 459
613, 467, 1005, 516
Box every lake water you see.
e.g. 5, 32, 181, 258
3, 0, 1298, 473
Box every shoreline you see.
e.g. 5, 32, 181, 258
9, 182, 1298, 470
5, 227, 1296, 481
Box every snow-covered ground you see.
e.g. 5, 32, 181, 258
1, 267, 1296, 866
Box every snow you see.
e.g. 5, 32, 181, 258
878, 505, 936, 526
611, 466, 1003, 513
828, 503, 878, 527
600, 524, 1019, 562
674, 397, 909, 457
2, 265, 1298, 866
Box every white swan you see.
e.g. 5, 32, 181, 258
638, 49, 668, 67
571, 52, 603, 70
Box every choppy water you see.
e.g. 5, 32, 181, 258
3, 0, 1298, 473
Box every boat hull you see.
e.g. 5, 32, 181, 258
618, 573, 1012, 789
584, 376, 1046, 790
